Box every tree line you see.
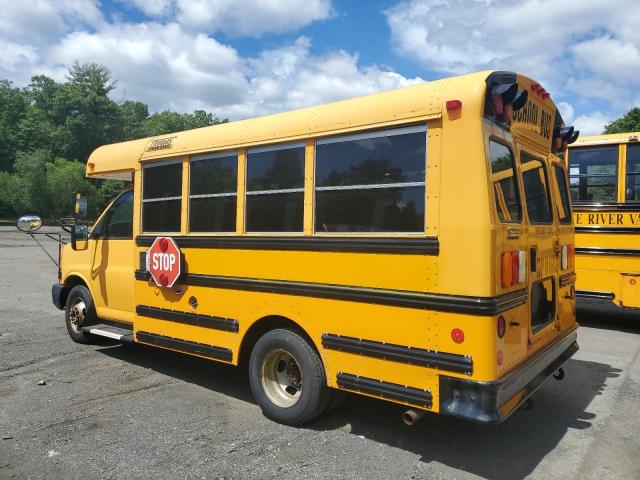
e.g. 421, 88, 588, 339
0, 62, 226, 220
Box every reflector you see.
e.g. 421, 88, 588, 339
451, 328, 465, 344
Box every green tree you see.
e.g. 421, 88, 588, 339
0, 80, 27, 171
20, 64, 123, 162
143, 109, 227, 137
603, 107, 640, 134
121, 100, 150, 140
45, 158, 99, 219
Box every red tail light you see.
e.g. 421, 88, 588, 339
502, 250, 526, 287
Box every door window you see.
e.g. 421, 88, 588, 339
97, 190, 133, 239
521, 152, 553, 224
489, 140, 522, 223
553, 164, 572, 224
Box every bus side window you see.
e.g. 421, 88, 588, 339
489, 140, 522, 223
246, 143, 305, 233
142, 160, 183, 233
626, 144, 640, 202
568, 145, 618, 202
190, 153, 238, 232
314, 126, 426, 233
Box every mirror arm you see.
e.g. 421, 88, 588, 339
29, 232, 61, 271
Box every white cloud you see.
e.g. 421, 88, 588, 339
127, 0, 174, 17
227, 37, 422, 118
48, 22, 247, 112
574, 112, 611, 136
385, 0, 640, 125
38, 23, 420, 119
128, 0, 333, 37
0, 0, 104, 45
557, 102, 575, 126
572, 37, 640, 85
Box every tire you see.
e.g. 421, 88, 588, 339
249, 329, 331, 426
64, 285, 97, 344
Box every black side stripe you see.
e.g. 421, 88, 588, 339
576, 227, 640, 234
135, 270, 527, 316
337, 372, 432, 408
576, 247, 640, 257
136, 235, 439, 255
136, 331, 232, 362
322, 334, 472, 374
573, 203, 640, 212
136, 305, 239, 333
576, 290, 615, 301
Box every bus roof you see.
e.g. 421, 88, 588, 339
570, 131, 640, 147
86, 70, 560, 178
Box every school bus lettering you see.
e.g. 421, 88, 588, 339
43, 70, 578, 427
573, 211, 640, 226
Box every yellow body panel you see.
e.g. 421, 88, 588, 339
58, 70, 578, 419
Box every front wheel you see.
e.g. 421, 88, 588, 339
64, 285, 97, 344
249, 329, 330, 425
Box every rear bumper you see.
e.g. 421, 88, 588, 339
52, 283, 67, 310
439, 328, 579, 424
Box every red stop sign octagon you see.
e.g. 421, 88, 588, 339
146, 237, 182, 288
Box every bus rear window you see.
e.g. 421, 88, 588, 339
626, 144, 640, 202
553, 164, 572, 224
569, 145, 618, 202
521, 152, 552, 224
489, 141, 521, 223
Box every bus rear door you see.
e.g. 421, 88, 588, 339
519, 147, 560, 348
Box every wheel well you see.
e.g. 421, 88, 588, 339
238, 315, 319, 367
62, 275, 88, 307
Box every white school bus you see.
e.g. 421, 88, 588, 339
34, 70, 579, 426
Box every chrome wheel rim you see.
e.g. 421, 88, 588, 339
261, 349, 302, 408
69, 298, 86, 333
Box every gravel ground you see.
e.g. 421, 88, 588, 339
1, 226, 639, 480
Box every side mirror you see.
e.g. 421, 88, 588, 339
70, 224, 89, 251
17, 215, 43, 233
72, 191, 88, 219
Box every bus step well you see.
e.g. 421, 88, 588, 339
81, 323, 134, 343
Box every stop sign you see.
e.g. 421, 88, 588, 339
146, 237, 182, 288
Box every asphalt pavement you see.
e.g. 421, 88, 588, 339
1, 226, 639, 480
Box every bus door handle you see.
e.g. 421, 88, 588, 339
507, 227, 520, 239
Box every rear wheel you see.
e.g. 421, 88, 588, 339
64, 285, 97, 344
249, 329, 330, 425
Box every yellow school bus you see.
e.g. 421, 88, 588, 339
568, 132, 640, 307
41, 70, 579, 426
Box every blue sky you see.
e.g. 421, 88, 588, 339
2, 0, 639, 134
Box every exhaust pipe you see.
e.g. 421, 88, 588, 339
402, 409, 425, 426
